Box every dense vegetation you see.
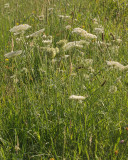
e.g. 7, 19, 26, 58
0, 0, 128, 159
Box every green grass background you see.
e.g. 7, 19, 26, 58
0, 0, 128, 159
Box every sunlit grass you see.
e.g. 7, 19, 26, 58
0, 0, 128, 159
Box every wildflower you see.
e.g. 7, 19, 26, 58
106, 61, 128, 71
5, 59, 9, 61
84, 59, 93, 67
49, 158, 55, 160
69, 95, 86, 100
58, 15, 71, 19
72, 28, 97, 39
114, 150, 118, 155
64, 55, 70, 58
16, 37, 22, 43
88, 66, 95, 72
42, 35, 52, 46
96, 41, 111, 47
65, 25, 71, 30
26, 28, 45, 38
41, 47, 59, 59
4, 50, 22, 58
72, 28, 88, 37
56, 39, 68, 48
4, 3, 10, 8
76, 40, 90, 45
94, 27, 104, 34
119, 140, 124, 144
10, 24, 31, 35
93, 18, 98, 25
42, 39, 52, 45
76, 58, 93, 70
62, 42, 83, 51
62, 40, 89, 52
116, 39, 122, 43
109, 85, 117, 93
85, 33, 97, 39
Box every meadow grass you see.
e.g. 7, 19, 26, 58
0, 0, 128, 159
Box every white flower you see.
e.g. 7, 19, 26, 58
4, 3, 10, 8
72, 28, 88, 37
72, 28, 97, 39
69, 95, 86, 100
4, 50, 22, 58
58, 15, 71, 19
84, 59, 93, 66
56, 39, 68, 48
42, 39, 52, 45
16, 38, 22, 43
26, 28, 45, 38
106, 61, 128, 71
116, 39, 122, 43
10, 24, 31, 35
88, 66, 94, 72
76, 40, 90, 45
62, 42, 83, 51
64, 55, 70, 58
84, 33, 97, 39
41, 47, 59, 58
94, 27, 104, 34
109, 86, 117, 93
96, 41, 111, 47
65, 25, 71, 30
42, 35, 52, 45
93, 18, 98, 24
62, 40, 89, 52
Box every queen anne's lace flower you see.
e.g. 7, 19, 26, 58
72, 28, 97, 39
42, 35, 52, 46
62, 40, 89, 51
56, 39, 68, 48
65, 25, 71, 30
4, 50, 22, 58
62, 42, 83, 51
69, 95, 86, 100
94, 27, 104, 34
58, 15, 71, 19
106, 61, 128, 71
4, 3, 9, 8
109, 86, 117, 93
41, 47, 59, 58
10, 24, 31, 35
72, 28, 87, 37
26, 28, 45, 38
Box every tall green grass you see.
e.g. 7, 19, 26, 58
0, 0, 128, 159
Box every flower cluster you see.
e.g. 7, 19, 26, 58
72, 27, 97, 39
106, 61, 128, 71
10, 24, 31, 35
